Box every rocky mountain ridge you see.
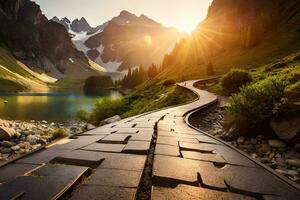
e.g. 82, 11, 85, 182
0, 0, 104, 89
53, 10, 186, 72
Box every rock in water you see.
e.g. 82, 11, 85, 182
270, 116, 300, 144
0, 126, 17, 140
268, 139, 286, 148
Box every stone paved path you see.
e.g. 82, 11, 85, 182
0, 80, 299, 200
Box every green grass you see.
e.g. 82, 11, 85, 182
79, 79, 194, 125
159, 23, 300, 81
0, 78, 27, 92
0, 46, 34, 79
204, 53, 300, 97
208, 53, 300, 136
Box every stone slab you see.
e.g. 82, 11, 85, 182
179, 142, 219, 153
82, 143, 125, 153
153, 155, 227, 190
70, 185, 136, 200
130, 133, 153, 141
53, 135, 107, 150
85, 169, 142, 187
99, 134, 132, 144
195, 135, 222, 145
16, 148, 70, 164
214, 146, 256, 167
30, 164, 90, 181
122, 141, 151, 154
114, 123, 136, 128
181, 151, 226, 164
152, 184, 255, 200
98, 153, 146, 171
50, 150, 106, 168
0, 163, 41, 183
153, 155, 199, 184
155, 144, 180, 157
0, 164, 89, 200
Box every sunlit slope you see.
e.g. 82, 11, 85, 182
159, 0, 300, 80
0, 46, 51, 92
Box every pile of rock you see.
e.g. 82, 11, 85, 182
190, 103, 300, 184
0, 119, 61, 162
230, 137, 300, 183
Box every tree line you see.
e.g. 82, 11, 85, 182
116, 64, 161, 89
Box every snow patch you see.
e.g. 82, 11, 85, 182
69, 58, 74, 63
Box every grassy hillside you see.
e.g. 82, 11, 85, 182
159, 0, 300, 81
79, 79, 195, 125
159, 25, 300, 81
0, 45, 51, 92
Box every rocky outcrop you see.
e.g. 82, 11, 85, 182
0, 0, 91, 77
51, 16, 95, 33
70, 17, 91, 32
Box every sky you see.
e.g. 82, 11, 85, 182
33, 0, 213, 33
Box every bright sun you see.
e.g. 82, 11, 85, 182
177, 18, 199, 33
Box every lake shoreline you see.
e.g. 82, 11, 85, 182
0, 90, 122, 121
0, 118, 90, 163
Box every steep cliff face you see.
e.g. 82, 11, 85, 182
161, 0, 300, 76
0, 0, 93, 77
199, 0, 300, 51
83, 11, 185, 71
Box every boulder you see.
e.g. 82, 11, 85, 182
0, 147, 12, 154
1, 141, 14, 148
11, 145, 20, 151
268, 139, 286, 148
101, 115, 121, 125
0, 126, 17, 140
26, 135, 38, 145
286, 159, 300, 168
86, 123, 96, 130
270, 116, 300, 144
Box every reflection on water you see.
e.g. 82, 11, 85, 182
0, 90, 121, 121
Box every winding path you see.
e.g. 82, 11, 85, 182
0, 80, 299, 200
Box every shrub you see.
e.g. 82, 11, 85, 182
163, 79, 176, 87
265, 62, 287, 71
225, 77, 287, 134
89, 98, 127, 125
52, 128, 68, 140
221, 69, 253, 94
76, 109, 89, 121
285, 81, 300, 100
293, 53, 300, 61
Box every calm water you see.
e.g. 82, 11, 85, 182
0, 90, 121, 121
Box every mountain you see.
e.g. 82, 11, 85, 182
0, 0, 105, 91
160, 0, 300, 79
53, 11, 186, 72
52, 16, 96, 33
